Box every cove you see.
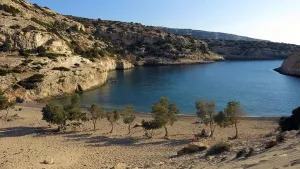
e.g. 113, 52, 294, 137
51, 60, 300, 117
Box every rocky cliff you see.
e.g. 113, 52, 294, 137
0, 0, 221, 101
275, 51, 300, 77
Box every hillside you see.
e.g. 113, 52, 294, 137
162, 28, 300, 60
161, 27, 260, 41
205, 39, 300, 60
0, 0, 222, 101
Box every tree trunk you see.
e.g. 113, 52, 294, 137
128, 124, 131, 134
164, 125, 168, 138
234, 121, 238, 139
110, 122, 114, 133
211, 124, 217, 137
5, 109, 9, 120
209, 121, 213, 137
93, 121, 96, 131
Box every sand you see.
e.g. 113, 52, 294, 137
0, 104, 299, 169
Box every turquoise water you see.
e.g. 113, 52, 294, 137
51, 60, 300, 117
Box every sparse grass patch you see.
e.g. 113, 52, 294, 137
52, 67, 70, 71
265, 140, 277, 149
205, 142, 231, 156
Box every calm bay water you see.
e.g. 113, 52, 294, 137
51, 60, 300, 117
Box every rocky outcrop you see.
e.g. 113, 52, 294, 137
1, 56, 134, 101
275, 51, 300, 77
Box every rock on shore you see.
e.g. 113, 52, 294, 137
275, 51, 300, 77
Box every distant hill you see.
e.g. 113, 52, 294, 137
160, 27, 261, 41
160, 27, 300, 60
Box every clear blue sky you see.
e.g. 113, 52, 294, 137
28, 0, 300, 44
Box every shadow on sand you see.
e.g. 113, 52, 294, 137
64, 133, 190, 148
0, 126, 45, 138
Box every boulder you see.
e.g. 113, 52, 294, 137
177, 142, 209, 156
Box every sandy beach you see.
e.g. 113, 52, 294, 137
1, 103, 299, 169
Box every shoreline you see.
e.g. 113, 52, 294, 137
16, 102, 281, 121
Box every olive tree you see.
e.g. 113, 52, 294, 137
42, 94, 84, 130
106, 109, 120, 133
224, 101, 246, 139
42, 103, 67, 130
89, 104, 104, 131
64, 94, 84, 121
122, 105, 136, 134
0, 90, 15, 119
195, 99, 217, 137
151, 97, 180, 138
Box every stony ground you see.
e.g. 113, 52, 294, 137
0, 104, 299, 169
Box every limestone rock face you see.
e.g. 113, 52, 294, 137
277, 51, 300, 77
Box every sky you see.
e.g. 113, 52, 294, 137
28, 0, 300, 45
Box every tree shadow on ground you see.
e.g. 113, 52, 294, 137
63, 132, 191, 148
0, 126, 46, 138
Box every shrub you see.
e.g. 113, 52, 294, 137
236, 148, 247, 158
279, 107, 300, 131
42, 103, 67, 129
0, 69, 12, 76
142, 119, 163, 138
0, 4, 20, 15
265, 140, 277, 149
9, 25, 21, 29
36, 46, 46, 55
22, 25, 38, 32
0, 90, 15, 119
52, 67, 70, 71
276, 133, 285, 143
17, 74, 44, 90
16, 97, 24, 103
205, 142, 231, 156
0, 41, 12, 51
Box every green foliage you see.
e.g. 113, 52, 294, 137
9, 25, 21, 29
0, 69, 12, 76
52, 67, 70, 71
195, 99, 216, 125
265, 140, 277, 149
214, 111, 230, 128
224, 100, 245, 139
106, 109, 120, 133
22, 25, 39, 32
89, 104, 104, 131
141, 120, 163, 130
279, 107, 300, 131
0, 4, 20, 15
42, 103, 67, 126
0, 41, 12, 51
42, 94, 83, 130
236, 148, 247, 159
205, 142, 231, 156
36, 46, 46, 54
17, 74, 44, 90
0, 90, 9, 111
151, 97, 179, 137
122, 105, 136, 134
